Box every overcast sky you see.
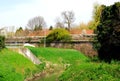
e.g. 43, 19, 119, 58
0, 0, 119, 29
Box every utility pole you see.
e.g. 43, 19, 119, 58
44, 26, 46, 48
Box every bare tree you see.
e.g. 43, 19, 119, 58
55, 17, 64, 28
24, 28, 30, 36
61, 11, 75, 30
27, 16, 46, 31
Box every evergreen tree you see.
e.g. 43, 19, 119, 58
95, 2, 120, 62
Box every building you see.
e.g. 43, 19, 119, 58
0, 27, 7, 37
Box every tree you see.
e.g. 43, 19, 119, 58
24, 28, 30, 36
87, 20, 94, 29
0, 36, 5, 50
15, 27, 24, 36
79, 22, 89, 30
46, 28, 71, 43
27, 16, 46, 31
55, 17, 64, 28
61, 11, 75, 31
49, 26, 53, 30
89, 3, 104, 30
95, 2, 120, 62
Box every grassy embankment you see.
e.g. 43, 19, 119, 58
0, 47, 120, 81
28, 47, 120, 81
0, 48, 45, 81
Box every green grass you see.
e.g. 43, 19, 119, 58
59, 62, 120, 81
28, 47, 89, 64
0, 48, 44, 81
28, 47, 120, 81
1, 47, 119, 81
28, 47, 90, 81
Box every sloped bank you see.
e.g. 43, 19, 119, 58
0, 48, 43, 81
27, 47, 89, 81
9, 47, 45, 81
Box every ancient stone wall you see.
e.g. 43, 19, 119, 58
48, 42, 97, 57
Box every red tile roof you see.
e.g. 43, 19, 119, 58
70, 29, 93, 34
28, 30, 51, 36
27, 29, 94, 36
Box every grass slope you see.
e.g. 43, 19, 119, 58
59, 62, 120, 81
0, 49, 44, 81
28, 47, 120, 81
28, 47, 89, 64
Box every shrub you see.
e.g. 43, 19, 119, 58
46, 28, 71, 43
0, 36, 5, 50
